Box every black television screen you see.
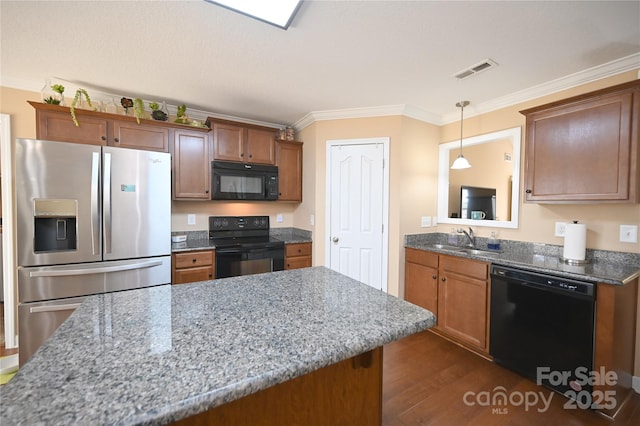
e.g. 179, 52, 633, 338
460, 186, 496, 220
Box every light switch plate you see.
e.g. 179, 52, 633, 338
276, 214, 283, 223
421, 216, 431, 227
620, 225, 638, 243
187, 214, 196, 225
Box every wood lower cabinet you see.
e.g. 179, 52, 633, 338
276, 140, 303, 202
404, 248, 438, 317
30, 101, 173, 152
172, 250, 215, 284
404, 248, 489, 354
520, 80, 640, 203
172, 129, 212, 200
208, 118, 276, 165
174, 348, 382, 426
437, 254, 489, 352
593, 278, 638, 419
285, 242, 312, 269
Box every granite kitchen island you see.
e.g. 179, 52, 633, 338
0, 267, 435, 425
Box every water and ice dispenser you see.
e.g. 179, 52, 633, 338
33, 199, 77, 252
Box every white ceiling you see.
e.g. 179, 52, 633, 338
1, 0, 639, 128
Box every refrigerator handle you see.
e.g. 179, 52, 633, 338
104, 152, 112, 254
29, 259, 164, 277
91, 152, 101, 255
30, 303, 83, 314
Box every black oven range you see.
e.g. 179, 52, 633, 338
209, 216, 285, 278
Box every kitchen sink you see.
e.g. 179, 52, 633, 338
430, 244, 464, 251
460, 248, 502, 256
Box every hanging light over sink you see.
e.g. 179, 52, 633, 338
451, 101, 471, 169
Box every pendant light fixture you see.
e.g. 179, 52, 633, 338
451, 101, 471, 169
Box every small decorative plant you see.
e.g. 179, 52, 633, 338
133, 98, 145, 124
149, 101, 168, 121
174, 104, 189, 124
43, 84, 65, 105
70, 88, 93, 127
120, 97, 134, 115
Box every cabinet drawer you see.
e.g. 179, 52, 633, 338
286, 256, 311, 270
286, 243, 312, 257
405, 248, 438, 269
439, 255, 488, 280
174, 250, 214, 268
173, 266, 214, 284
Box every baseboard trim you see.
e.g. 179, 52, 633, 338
633, 375, 640, 393
0, 354, 18, 375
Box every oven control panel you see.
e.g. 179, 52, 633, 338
209, 216, 270, 232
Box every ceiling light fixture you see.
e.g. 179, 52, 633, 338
205, 0, 302, 29
451, 101, 471, 170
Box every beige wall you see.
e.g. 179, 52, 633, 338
437, 70, 640, 254
2, 71, 640, 375
293, 115, 440, 297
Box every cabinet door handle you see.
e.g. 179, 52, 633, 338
192, 258, 197, 263
525, 189, 532, 193
114, 137, 119, 143
432, 275, 437, 280
441, 277, 446, 282
101, 136, 107, 141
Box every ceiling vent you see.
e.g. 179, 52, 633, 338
453, 59, 498, 80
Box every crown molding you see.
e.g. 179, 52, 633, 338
440, 52, 640, 124
294, 53, 640, 130
292, 104, 441, 130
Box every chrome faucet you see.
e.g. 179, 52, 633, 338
458, 227, 476, 248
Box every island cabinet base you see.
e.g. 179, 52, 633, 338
174, 348, 383, 426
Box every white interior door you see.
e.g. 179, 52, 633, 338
327, 139, 388, 291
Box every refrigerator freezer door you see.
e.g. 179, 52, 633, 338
18, 296, 84, 366
16, 139, 102, 267
103, 147, 171, 260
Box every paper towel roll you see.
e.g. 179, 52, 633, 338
563, 222, 587, 261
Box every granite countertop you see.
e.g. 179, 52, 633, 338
171, 227, 312, 252
405, 233, 640, 285
0, 267, 434, 425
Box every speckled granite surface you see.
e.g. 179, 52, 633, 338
405, 233, 640, 285
0, 267, 434, 425
170, 227, 312, 252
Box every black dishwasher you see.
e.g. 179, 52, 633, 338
490, 265, 596, 395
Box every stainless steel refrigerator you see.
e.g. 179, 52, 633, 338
15, 138, 171, 365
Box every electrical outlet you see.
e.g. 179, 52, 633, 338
276, 214, 283, 223
310, 214, 315, 226
432, 216, 438, 226
421, 216, 431, 227
619, 225, 638, 243
187, 214, 196, 225
555, 222, 567, 237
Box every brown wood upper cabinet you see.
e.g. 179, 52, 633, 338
207, 118, 276, 165
172, 128, 212, 200
30, 101, 170, 152
276, 140, 303, 202
520, 80, 640, 203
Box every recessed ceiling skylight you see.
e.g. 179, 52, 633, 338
206, 0, 302, 29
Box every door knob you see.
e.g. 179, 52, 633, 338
332, 237, 339, 243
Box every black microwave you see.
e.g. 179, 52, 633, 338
211, 161, 279, 200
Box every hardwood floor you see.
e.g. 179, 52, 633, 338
383, 330, 640, 426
